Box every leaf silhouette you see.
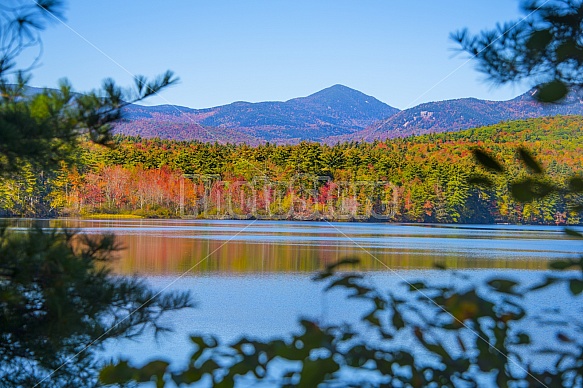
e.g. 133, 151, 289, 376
517, 148, 543, 174
535, 80, 568, 103
472, 149, 504, 173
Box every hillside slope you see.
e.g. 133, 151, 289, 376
335, 89, 583, 142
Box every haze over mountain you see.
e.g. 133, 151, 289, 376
115, 85, 398, 144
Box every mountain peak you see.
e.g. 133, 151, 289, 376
291, 84, 398, 113
116, 84, 400, 143
280, 85, 400, 130
303, 84, 372, 101
320, 84, 357, 93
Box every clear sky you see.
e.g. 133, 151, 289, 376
24, 0, 530, 110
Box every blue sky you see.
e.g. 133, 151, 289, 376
26, 1, 528, 110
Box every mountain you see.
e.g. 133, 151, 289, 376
112, 105, 262, 144
114, 85, 399, 144
19, 83, 583, 144
336, 89, 583, 142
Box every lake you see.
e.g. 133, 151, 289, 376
33, 218, 580, 274
17, 219, 583, 383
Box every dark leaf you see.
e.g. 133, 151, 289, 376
172, 368, 205, 385
529, 276, 558, 291
534, 80, 568, 103
515, 333, 531, 345
312, 271, 333, 281
199, 359, 221, 374
364, 310, 381, 327
568, 177, 583, 193
569, 279, 583, 295
510, 179, 555, 202
487, 279, 519, 294
517, 148, 543, 174
408, 282, 427, 291
549, 260, 574, 270
564, 228, 583, 238
456, 334, 466, 352
379, 329, 394, 340
325, 258, 360, 273
392, 309, 405, 330
525, 29, 552, 51
99, 361, 135, 385
298, 357, 339, 388
134, 360, 169, 385
414, 328, 449, 359
324, 274, 365, 292
473, 149, 504, 173
555, 40, 583, 62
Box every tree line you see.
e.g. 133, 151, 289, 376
1, 115, 582, 224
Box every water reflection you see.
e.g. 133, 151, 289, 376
5, 219, 578, 274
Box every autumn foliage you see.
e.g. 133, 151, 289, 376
1, 115, 582, 224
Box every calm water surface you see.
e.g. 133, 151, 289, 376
16, 219, 583, 382
32, 218, 583, 273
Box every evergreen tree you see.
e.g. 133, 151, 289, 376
0, 1, 193, 386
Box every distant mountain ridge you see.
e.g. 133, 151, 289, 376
18, 84, 583, 143
337, 89, 583, 142
115, 84, 398, 144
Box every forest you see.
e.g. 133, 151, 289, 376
1, 114, 582, 224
